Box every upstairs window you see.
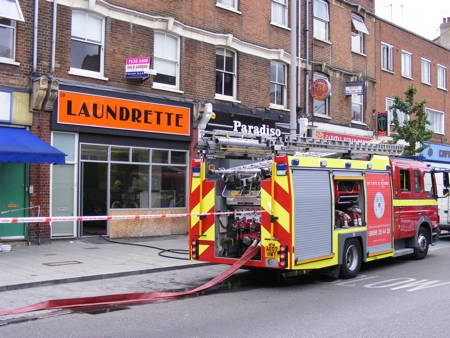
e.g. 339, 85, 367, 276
401, 51, 412, 78
313, 73, 329, 116
381, 42, 393, 72
426, 108, 444, 134
313, 0, 329, 41
270, 61, 287, 107
154, 32, 180, 89
215, 48, 236, 98
351, 94, 363, 122
0, 0, 24, 63
71, 10, 105, 75
437, 65, 447, 90
351, 14, 368, 54
216, 0, 238, 11
421, 58, 431, 85
386, 97, 408, 135
271, 0, 288, 27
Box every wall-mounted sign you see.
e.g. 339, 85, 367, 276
345, 81, 364, 96
125, 57, 156, 79
420, 143, 450, 163
57, 91, 190, 136
310, 78, 332, 100
377, 111, 388, 137
316, 131, 371, 142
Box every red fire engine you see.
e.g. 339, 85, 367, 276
189, 131, 440, 278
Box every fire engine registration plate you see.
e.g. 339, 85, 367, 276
265, 243, 279, 258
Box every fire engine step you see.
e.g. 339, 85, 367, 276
393, 248, 414, 257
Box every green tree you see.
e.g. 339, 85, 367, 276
390, 84, 433, 156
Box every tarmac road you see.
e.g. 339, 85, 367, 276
1, 238, 450, 337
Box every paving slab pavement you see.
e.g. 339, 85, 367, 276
0, 235, 208, 291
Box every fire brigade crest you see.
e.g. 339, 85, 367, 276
374, 192, 385, 219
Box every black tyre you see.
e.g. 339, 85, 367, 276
413, 226, 430, 260
340, 239, 362, 279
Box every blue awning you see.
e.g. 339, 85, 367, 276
0, 127, 66, 164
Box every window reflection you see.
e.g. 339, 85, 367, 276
110, 164, 149, 209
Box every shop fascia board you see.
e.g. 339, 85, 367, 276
51, 0, 292, 65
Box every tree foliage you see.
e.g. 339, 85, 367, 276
390, 84, 433, 156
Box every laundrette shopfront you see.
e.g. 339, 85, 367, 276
50, 86, 192, 238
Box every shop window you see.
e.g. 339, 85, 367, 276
132, 148, 149, 163
414, 171, 422, 193
71, 10, 105, 76
111, 147, 130, 161
270, 61, 287, 107
421, 58, 431, 85
215, 48, 236, 99
151, 166, 186, 208
400, 170, 410, 192
381, 42, 393, 72
351, 94, 363, 122
351, 14, 368, 54
110, 164, 149, 209
313, 73, 329, 116
171, 151, 186, 164
401, 51, 412, 78
80, 144, 108, 161
271, 0, 288, 27
154, 32, 180, 89
313, 0, 329, 41
152, 149, 169, 163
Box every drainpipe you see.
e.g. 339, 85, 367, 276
32, 0, 38, 73
305, 0, 310, 118
297, 0, 301, 117
51, 0, 58, 73
289, 0, 298, 138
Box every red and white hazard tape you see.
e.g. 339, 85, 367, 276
0, 209, 267, 224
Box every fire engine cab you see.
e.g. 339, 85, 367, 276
189, 130, 440, 278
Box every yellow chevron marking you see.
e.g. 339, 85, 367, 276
190, 203, 200, 227
261, 187, 272, 212
203, 187, 215, 211
393, 199, 438, 207
276, 175, 289, 194
274, 199, 290, 233
191, 177, 201, 192
199, 244, 210, 256
202, 223, 215, 241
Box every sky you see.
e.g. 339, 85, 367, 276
375, 0, 450, 40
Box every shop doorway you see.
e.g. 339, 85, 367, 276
0, 163, 27, 238
80, 162, 107, 236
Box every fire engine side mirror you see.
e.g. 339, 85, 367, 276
442, 188, 449, 198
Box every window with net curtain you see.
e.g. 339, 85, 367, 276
71, 10, 104, 73
154, 32, 179, 87
271, 0, 288, 26
0, 0, 23, 61
217, 0, 238, 10
215, 48, 236, 97
270, 61, 286, 106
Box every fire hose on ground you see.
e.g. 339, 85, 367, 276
0, 242, 261, 317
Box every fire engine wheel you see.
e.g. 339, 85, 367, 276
413, 226, 430, 260
340, 239, 362, 279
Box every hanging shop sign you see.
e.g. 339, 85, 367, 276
57, 91, 190, 136
344, 81, 365, 96
420, 143, 450, 163
377, 111, 388, 137
316, 131, 371, 142
125, 57, 156, 79
310, 78, 332, 100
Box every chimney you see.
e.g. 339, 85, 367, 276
437, 17, 450, 48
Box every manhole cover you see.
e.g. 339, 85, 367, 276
43, 261, 82, 266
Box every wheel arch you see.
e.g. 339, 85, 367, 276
338, 231, 367, 265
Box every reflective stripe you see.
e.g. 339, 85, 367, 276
392, 199, 438, 207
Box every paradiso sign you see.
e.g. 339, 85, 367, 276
57, 91, 190, 136
232, 120, 282, 137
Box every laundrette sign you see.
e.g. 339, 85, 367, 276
57, 91, 190, 136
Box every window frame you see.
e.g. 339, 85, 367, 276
313, 0, 329, 41
421, 58, 431, 85
215, 47, 237, 100
351, 93, 364, 123
351, 14, 368, 54
426, 108, 444, 135
270, 61, 287, 108
70, 10, 106, 79
401, 50, 412, 79
0, 18, 17, 63
437, 64, 447, 90
312, 72, 330, 116
386, 97, 408, 135
216, 0, 240, 12
153, 31, 181, 91
381, 42, 393, 72
271, 0, 289, 28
